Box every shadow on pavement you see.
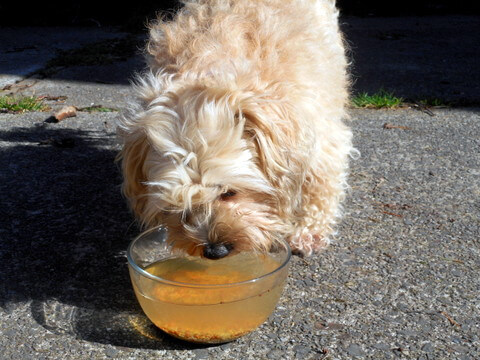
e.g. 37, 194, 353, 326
0, 123, 212, 350
1, 4, 478, 104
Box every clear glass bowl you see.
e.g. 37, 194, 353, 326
127, 228, 291, 344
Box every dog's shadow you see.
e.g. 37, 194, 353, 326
0, 122, 211, 350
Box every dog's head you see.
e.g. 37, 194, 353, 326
118, 72, 309, 258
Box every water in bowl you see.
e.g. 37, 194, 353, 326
131, 252, 286, 343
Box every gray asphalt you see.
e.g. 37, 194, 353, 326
1, 15, 479, 360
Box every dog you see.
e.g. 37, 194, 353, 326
117, 0, 354, 259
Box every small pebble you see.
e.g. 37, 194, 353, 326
266, 349, 284, 359
104, 347, 119, 358
345, 344, 365, 357
421, 343, 433, 353
373, 343, 390, 351
193, 349, 209, 359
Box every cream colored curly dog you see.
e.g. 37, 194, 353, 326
117, 0, 354, 259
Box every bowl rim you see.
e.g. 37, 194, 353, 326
127, 230, 292, 288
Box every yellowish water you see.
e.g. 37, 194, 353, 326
131, 253, 286, 343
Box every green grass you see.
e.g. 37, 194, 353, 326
417, 97, 449, 107
351, 89, 404, 109
0, 95, 47, 113
79, 105, 117, 113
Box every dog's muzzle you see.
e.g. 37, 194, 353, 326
203, 242, 233, 259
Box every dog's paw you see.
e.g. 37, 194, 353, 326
289, 231, 328, 256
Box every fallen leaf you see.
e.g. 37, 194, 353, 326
39, 95, 68, 102
382, 211, 403, 218
54, 105, 77, 122
383, 123, 411, 130
440, 311, 461, 327
381, 203, 411, 210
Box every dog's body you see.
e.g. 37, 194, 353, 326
118, 0, 353, 258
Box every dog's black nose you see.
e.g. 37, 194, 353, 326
203, 243, 233, 260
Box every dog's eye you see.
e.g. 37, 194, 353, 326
220, 190, 237, 200
182, 210, 192, 223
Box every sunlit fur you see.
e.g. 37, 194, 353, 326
117, 0, 355, 256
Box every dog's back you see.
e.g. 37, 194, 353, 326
147, 0, 348, 114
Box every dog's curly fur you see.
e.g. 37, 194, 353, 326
117, 0, 354, 257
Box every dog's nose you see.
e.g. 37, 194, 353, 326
203, 242, 233, 260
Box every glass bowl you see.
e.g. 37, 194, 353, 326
127, 228, 291, 344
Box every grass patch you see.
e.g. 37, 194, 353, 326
417, 97, 449, 107
351, 89, 404, 109
79, 105, 117, 113
0, 95, 47, 113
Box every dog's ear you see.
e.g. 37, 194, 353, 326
116, 71, 177, 223
117, 133, 150, 221
241, 99, 313, 212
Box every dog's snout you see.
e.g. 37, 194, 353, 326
203, 242, 233, 260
